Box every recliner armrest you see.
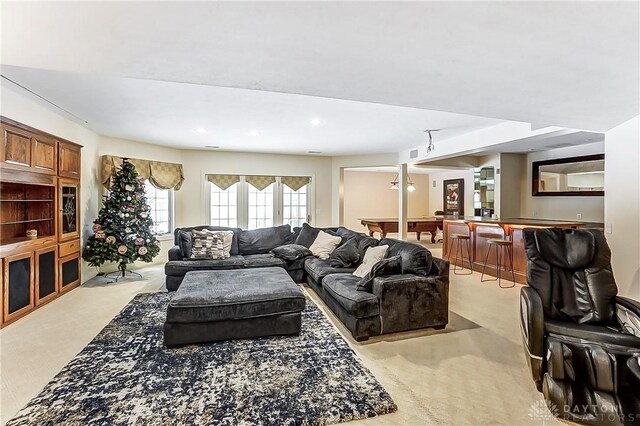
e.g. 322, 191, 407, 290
520, 286, 545, 390
168, 245, 183, 261
616, 296, 640, 337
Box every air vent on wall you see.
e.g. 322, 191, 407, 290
410, 149, 418, 159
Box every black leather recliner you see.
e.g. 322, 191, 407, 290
521, 228, 640, 425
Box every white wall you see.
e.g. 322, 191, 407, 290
519, 142, 604, 221
604, 116, 639, 298
342, 171, 429, 232
427, 169, 475, 216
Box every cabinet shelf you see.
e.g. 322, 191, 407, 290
1, 218, 54, 226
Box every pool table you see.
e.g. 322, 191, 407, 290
359, 217, 444, 243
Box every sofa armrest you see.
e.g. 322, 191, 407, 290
371, 273, 449, 334
616, 296, 640, 337
429, 257, 450, 278
168, 245, 183, 261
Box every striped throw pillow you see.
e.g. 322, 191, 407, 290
190, 230, 226, 260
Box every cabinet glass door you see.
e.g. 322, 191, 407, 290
58, 178, 80, 241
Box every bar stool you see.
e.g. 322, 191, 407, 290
481, 238, 515, 288
447, 233, 472, 275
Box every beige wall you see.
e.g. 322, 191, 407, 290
331, 153, 399, 225
605, 116, 639, 298
342, 171, 429, 232
519, 142, 604, 222
179, 150, 334, 227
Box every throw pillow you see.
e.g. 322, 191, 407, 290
177, 230, 193, 259
353, 245, 389, 278
295, 223, 321, 248
356, 255, 403, 292
190, 230, 226, 259
309, 231, 342, 260
271, 244, 313, 261
329, 237, 360, 267
204, 229, 234, 258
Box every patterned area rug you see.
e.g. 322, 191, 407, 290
8, 292, 396, 425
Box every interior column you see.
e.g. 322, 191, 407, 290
398, 163, 408, 240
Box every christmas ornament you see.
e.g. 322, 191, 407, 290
140, 212, 148, 218
117, 245, 128, 254
135, 237, 145, 245
95, 230, 106, 239
106, 236, 116, 244
125, 184, 134, 191
138, 246, 148, 255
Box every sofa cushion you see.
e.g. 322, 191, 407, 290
178, 230, 193, 259
303, 257, 356, 285
271, 244, 312, 261
329, 237, 361, 267
243, 253, 287, 269
380, 238, 431, 276
166, 268, 305, 323
295, 223, 321, 248
353, 245, 389, 278
355, 236, 380, 259
357, 255, 403, 292
309, 231, 342, 260
238, 224, 293, 255
323, 273, 380, 319
174, 226, 241, 255
165, 256, 245, 276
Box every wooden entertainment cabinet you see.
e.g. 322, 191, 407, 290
0, 117, 82, 327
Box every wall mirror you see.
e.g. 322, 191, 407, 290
473, 167, 495, 216
532, 154, 604, 196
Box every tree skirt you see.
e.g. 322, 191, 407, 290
7, 293, 397, 425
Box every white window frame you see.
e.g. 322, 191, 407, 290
204, 173, 314, 229
143, 181, 174, 236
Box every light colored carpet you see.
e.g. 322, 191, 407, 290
0, 247, 559, 425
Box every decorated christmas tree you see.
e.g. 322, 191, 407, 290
82, 158, 160, 275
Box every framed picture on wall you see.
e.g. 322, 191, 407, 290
443, 178, 464, 216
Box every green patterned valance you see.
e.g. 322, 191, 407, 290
206, 174, 241, 190
281, 176, 311, 191
246, 175, 276, 191
101, 155, 184, 190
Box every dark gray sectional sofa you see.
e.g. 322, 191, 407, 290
165, 224, 449, 341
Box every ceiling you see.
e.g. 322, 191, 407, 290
475, 131, 604, 154
344, 166, 452, 175
1, 67, 501, 155
1, 2, 638, 154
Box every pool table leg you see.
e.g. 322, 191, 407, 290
416, 231, 421, 241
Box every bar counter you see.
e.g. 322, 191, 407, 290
443, 217, 598, 284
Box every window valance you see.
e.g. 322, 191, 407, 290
101, 155, 184, 190
245, 175, 277, 191
206, 174, 241, 190
281, 176, 311, 191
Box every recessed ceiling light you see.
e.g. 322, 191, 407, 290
308, 150, 322, 154
204, 145, 220, 149
309, 118, 321, 126
247, 130, 260, 137
195, 127, 207, 134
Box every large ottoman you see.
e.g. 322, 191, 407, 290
164, 267, 305, 347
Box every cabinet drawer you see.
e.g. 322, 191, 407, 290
59, 240, 80, 257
